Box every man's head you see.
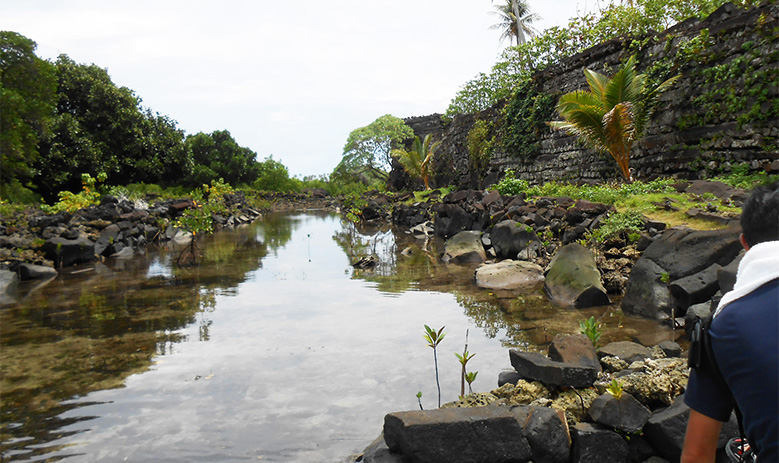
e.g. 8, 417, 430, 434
740, 180, 779, 248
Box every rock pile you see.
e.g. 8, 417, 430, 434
358, 334, 739, 463
0, 193, 264, 304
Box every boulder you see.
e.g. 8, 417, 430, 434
668, 263, 722, 311
0, 269, 19, 305
656, 341, 682, 358
686, 180, 747, 202
360, 434, 403, 463
490, 220, 542, 259
17, 264, 58, 281
642, 397, 689, 461
474, 260, 544, 290
717, 252, 743, 294
434, 204, 474, 239
587, 392, 651, 433
598, 341, 653, 364
544, 244, 609, 308
383, 407, 532, 463
509, 349, 599, 388
442, 231, 486, 264
548, 334, 601, 373
638, 227, 742, 280
40, 237, 95, 267
621, 259, 673, 319
521, 406, 571, 463
571, 422, 628, 463
497, 370, 523, 387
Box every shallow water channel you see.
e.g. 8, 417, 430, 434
1, 212, 679, 462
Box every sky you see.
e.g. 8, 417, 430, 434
2, 0, 602, 178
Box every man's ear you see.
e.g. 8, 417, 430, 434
740, 233, 750, 251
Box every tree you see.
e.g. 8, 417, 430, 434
254, 156, 300, 192
185, 130, 260, 187
392, 134, 441, 190
548, 55, 679, 181
0, 32, 57, 191
490, 0, 540, 47
35, 55, 193, 200
335, 114, 414, 182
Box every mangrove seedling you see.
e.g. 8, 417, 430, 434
455, 350, 476, 399
579, 316, 603, 349
423, 324, 446, 408
465, 371, 478, 395
606, 378, 624, 400
454, 329, 475, 398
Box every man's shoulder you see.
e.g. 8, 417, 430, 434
717, 279, 779, 321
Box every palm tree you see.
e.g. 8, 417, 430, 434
490, 0, 540, 46
392, 134, 441, 190
548, 55, 679, 181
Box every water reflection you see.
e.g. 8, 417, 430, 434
0, 213, 680, 462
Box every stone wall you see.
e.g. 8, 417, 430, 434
401, 2, 778, 189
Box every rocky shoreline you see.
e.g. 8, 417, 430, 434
0, 181, 750, 463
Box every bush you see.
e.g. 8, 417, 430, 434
589, 210, 645, 243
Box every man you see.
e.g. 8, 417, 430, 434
682, 181, 779, 462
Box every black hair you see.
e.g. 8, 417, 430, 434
740, 180, 779, 247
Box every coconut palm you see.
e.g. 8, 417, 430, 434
490, 0, 540, 46
392, 134, 441, 190
548, 55, 679, 181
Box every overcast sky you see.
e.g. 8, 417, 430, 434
3, 0, 602, 178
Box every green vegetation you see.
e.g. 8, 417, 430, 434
392, 134, 441, 190
41, 172, 106, 213
334, 114, 414, 185
499, 79, 557, 160
0, 31, 57, 196
465, 371, 478, 395
606, 378, 624, 400
589, 210, 645, 244
490, 0, 539, 47
447, 0, 762, 117
423, 324, 446, 408
549, 55, 680, 181
579, 316, 603, 349
454, 330, 476, 399
1, 32, 375, 208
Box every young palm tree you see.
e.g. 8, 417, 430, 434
548, 55, 679, 181
392, 134, 441, 190
490, 0, 540, 46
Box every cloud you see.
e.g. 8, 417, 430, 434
3, 0, 583, 177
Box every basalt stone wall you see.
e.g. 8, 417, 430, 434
400, 2, 778, 190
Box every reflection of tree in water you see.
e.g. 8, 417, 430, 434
253, 212, 306, 256
0, 219, 281, 460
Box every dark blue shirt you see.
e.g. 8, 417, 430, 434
685, 279, 779, 461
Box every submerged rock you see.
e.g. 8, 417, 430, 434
474, 260, 544, 290
544, 243, 609, 308
441, 231, 486, 264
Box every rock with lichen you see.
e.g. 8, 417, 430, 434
600, 355, 629, 373
551, 388, 600, 424
597, 358, 688, 407
441, 392, 498, 408
491, 379, 550, 406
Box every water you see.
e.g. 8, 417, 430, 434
0, 212, 678, 462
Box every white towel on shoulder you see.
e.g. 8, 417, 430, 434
714, 240, 779, 317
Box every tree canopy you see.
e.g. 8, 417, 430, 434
490, 0, 539, 47
0, 31, 57, 190
185, 130, 260, 187
34, 54, 193, 199
334, 114, 414, 182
